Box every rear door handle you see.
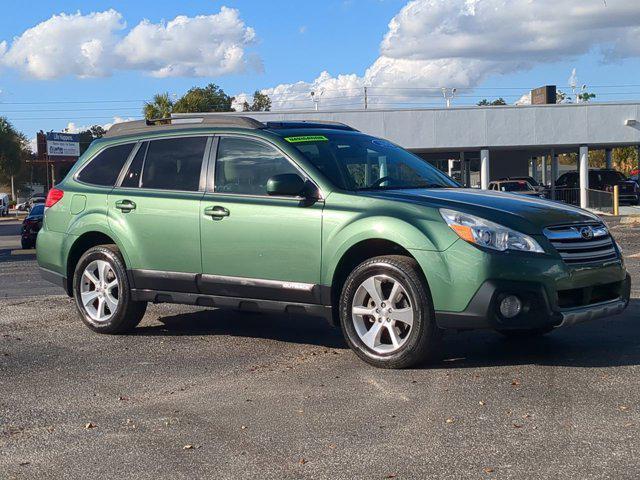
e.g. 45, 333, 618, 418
204, 206, 230, 218
115, 200, 136, 212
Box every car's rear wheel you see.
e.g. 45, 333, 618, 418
73, 244, 146, 334
339, 255, 441, 369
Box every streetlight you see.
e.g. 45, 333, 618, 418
441, 87, 457, 108
311, 90, 324, 111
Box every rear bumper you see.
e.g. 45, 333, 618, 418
435, 273, 631, 330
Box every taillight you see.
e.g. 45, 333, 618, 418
45, 188, 64, 208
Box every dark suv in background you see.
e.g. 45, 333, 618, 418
555, 169, 640, 205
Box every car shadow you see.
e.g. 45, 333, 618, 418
134, 308, 348, 349
0, 250, 36, 263
438, 298, 640, 369
132, 299, 640, 368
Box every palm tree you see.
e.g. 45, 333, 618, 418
144, 93, 174, 120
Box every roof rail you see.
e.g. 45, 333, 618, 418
265, 120, 358, 131
104, 115, 265, 138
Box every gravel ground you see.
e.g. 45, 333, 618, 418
0, 221, 639, 479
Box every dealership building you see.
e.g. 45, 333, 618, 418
202, 101, 640, 209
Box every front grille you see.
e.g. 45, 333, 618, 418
544, 223, 618, 265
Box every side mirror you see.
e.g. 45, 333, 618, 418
267, 173, 307, 197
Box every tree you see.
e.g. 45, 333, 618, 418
578, 92, 596, 102
90, 125, 106, 138
173, 83, 233, 113
0, 117, 29, 199
242, 91, 272, 112
144, 92, 174, 120
477, 98, 506, 106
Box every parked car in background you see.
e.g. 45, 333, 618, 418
501, 176, 545, 191
31, 195, 46, 205
488, 180, 544, 198
0, 193, 9, 216
630, 168, 639, 186
21, 203, 44, 249
555, 169, 640, 205
16, 201, 30, 211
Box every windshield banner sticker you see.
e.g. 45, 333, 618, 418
284, 135, 329, 143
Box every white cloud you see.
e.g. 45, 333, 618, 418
115, 7, 259, 77
253, 0, 640, 110
1, 10, 124, 79
0, 7, 258, 79
63, 116, 135, 134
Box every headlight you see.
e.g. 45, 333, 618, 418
440, 208, 544, 253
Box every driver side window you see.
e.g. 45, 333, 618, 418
214, 137, 299, 195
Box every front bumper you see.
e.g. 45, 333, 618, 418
435, 273, 631, 330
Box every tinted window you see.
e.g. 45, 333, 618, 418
289, 133, 458, 190
556, 173, 577, 187
77, 143, 134, 186
592, 171, 626, 185
141, 137, 207, 191
214, 137, 299, 195
121, 142, 147, 188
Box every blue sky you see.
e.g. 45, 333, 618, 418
1, 0, 640, 140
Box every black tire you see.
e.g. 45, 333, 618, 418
497, 326, 554, 339
339, 255, 441, 369
73, 244, 147, 334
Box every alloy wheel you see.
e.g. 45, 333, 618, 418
80, 259, 119, 322
351, 274, 414, 354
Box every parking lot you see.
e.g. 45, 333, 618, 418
1, 219, 639, 479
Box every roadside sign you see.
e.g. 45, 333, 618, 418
46, 132, 80, 157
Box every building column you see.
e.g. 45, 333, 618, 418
460, 151, 471, 187
637, 145, 640, 172
541, 155, 548, 186
480, 148, 490, 189
579, 145, 589, 209
605, 148, 613, 169
550, 149, 558, 200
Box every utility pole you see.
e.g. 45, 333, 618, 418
364, 86, 368, 110
10, 175, 15, 201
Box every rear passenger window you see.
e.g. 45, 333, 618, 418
214, 137, 298, 195
141, 137, 207, 191
121, 142, 147, 188
77, 143, 134, 186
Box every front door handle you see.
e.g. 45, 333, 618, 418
204, 206, 230, 218
115, 199, 136, 212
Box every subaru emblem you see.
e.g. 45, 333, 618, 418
580, 226, 594, 240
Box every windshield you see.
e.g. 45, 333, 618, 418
596, 171, 627, 184
286, 132, 459, 191
499, 181, 534, 192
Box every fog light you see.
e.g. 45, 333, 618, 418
499, 295, 522, 318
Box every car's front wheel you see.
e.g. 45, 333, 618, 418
73, 244, 147, 334
339, 255, 441, 369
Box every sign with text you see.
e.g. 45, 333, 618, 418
46, 132, 80, 157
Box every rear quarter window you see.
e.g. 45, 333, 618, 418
76, 143, 135, 186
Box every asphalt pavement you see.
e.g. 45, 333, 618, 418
1, 220, 639, 479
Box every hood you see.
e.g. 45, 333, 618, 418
362, 188, 599, 235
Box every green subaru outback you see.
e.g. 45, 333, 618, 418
37, 116, 631, 368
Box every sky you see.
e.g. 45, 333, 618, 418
2, 0, 640, 143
